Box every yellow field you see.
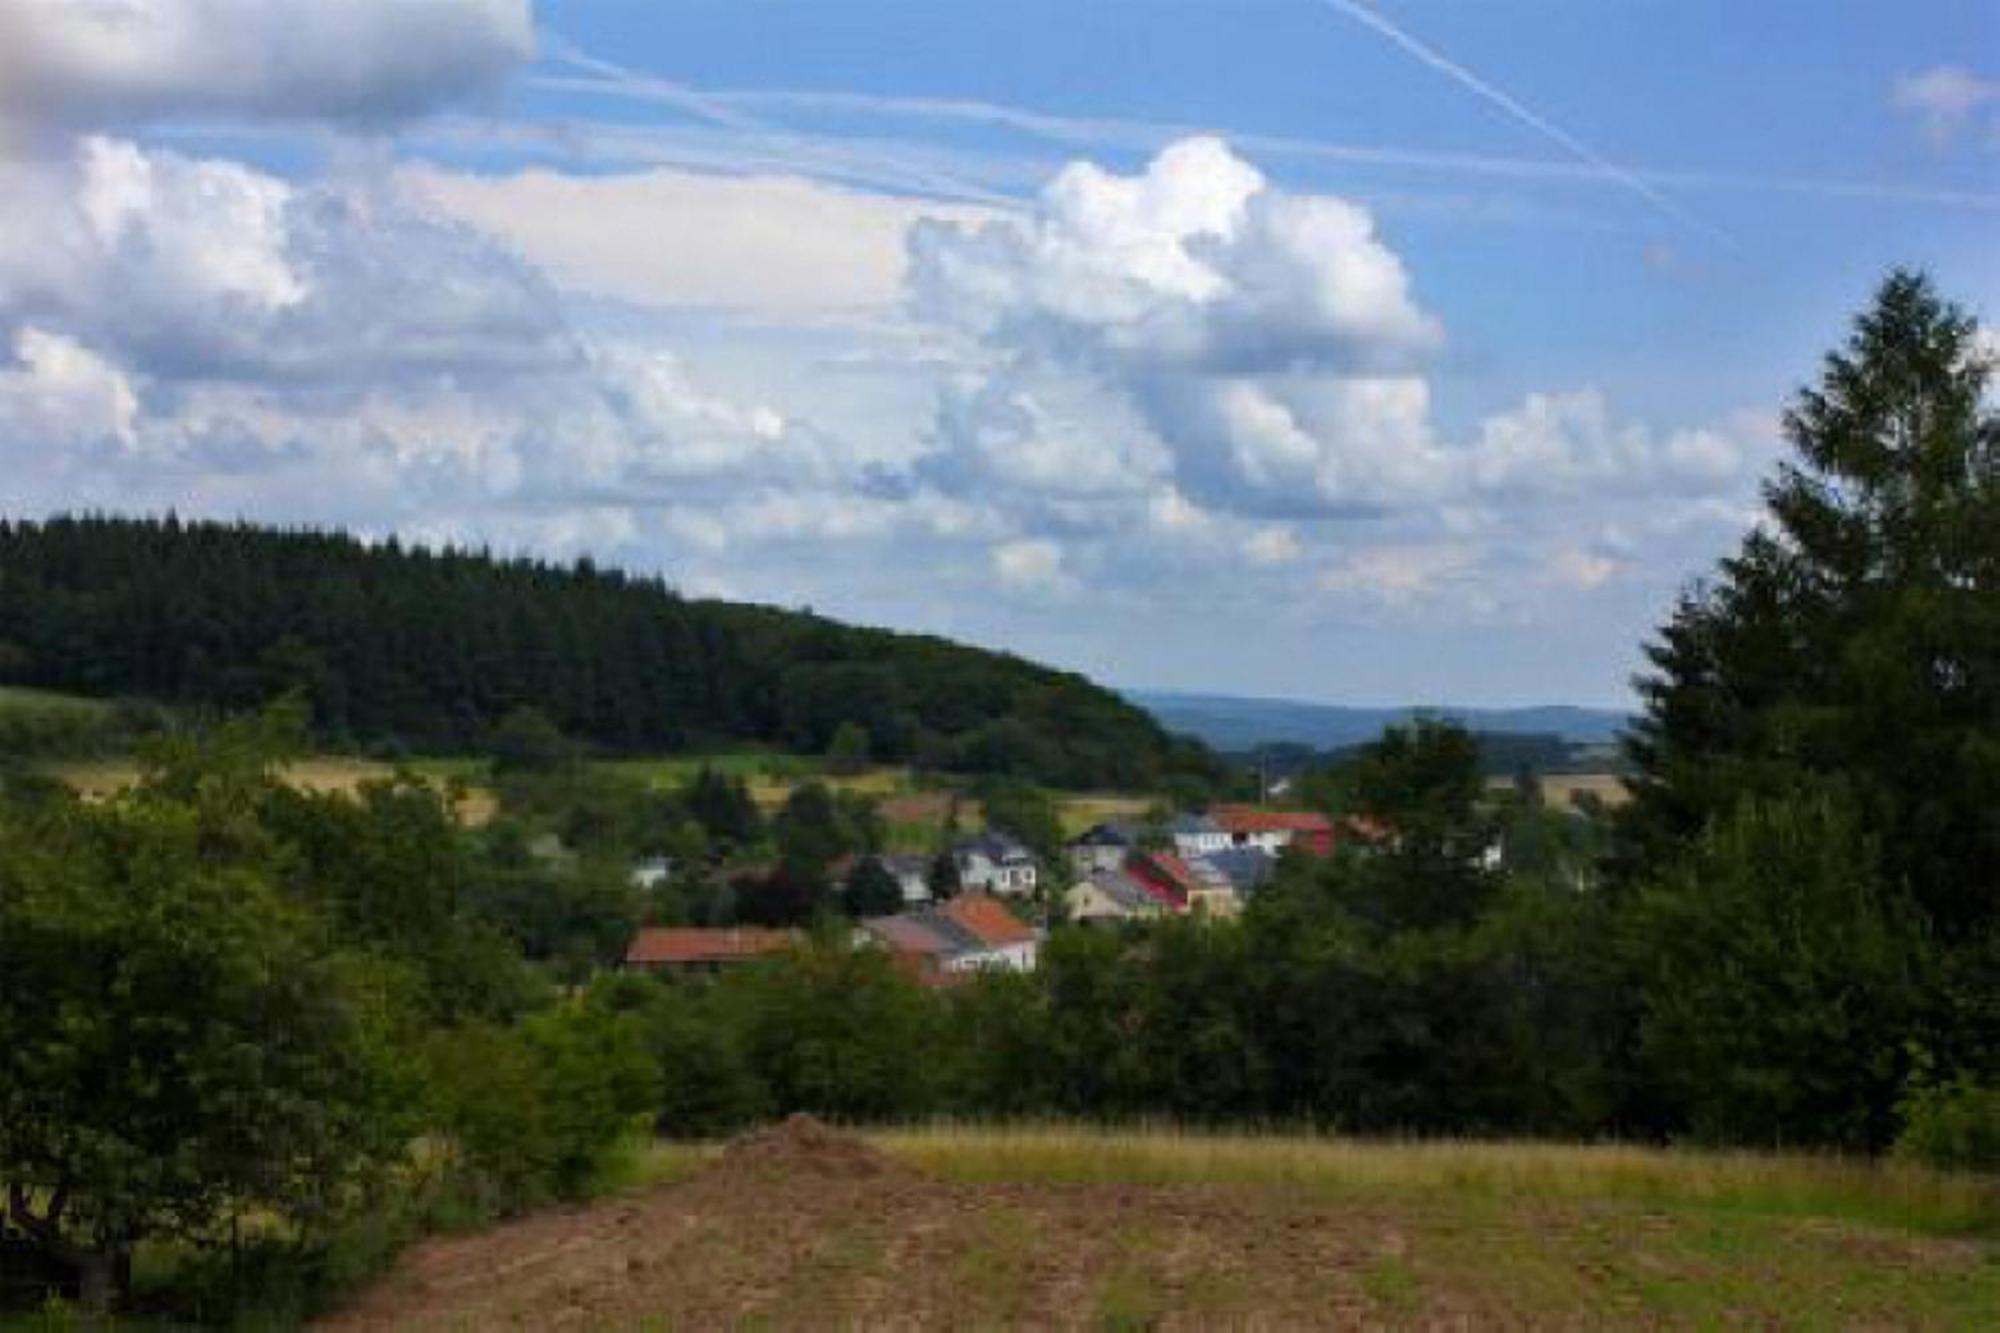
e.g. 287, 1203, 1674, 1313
1056, 792, 1156, 836
857, 1123, 1995, 1235
1490, 771, 1631, 811
41, 756, 497, 825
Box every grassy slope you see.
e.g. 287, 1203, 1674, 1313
614, 1126, 1999, 1327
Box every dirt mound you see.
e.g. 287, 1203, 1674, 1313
704, 1113, 916, 1184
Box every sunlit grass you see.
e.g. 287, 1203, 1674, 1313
862, 1122, 1999, 1237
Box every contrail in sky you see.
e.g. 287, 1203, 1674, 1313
1313, 0, 1733, 244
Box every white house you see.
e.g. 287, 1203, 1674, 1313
953, 831, 1039, 896
1168, 812, 1231, 859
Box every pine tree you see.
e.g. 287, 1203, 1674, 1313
1622, 269, 2000, 1085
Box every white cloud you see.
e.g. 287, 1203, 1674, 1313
1468, 388, 1768, 495
398, 164, 1000, 315
910, 136, 1440, 376
0, 326, 138, 447
992, 537, 1068, 590
0, 0, 531, 134
1893, 66, 2000, 148
1318, 542, 1477, 605
907, 137, 1763, 530
0, 137, 573, 387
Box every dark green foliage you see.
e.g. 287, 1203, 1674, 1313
641, 985, 770, 1138
1895, 1074, 2000, 1173
976, 778, 1066, 874
686, 765, 764, 847
1314, 718, 1502, 933
926, 848, 961, 900
714, 940, 943, 1122
485, 706, 581, 776
422, 1001, 657, 1209
1631, 794, 1924, 1150
1621, 271, 2000, 1140
841, 855, 906, 919
0, 515, 1220, 789
0, 737, 408, 1311
773, 781, 881, 886
824, 720, 872, 776
463, 823, 645, 981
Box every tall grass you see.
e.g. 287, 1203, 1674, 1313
863, 1122, 1999, 1237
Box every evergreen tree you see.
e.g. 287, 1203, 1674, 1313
1622, 269, 2000, 1106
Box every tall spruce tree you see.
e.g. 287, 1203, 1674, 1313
1622, 270, 2000, 1086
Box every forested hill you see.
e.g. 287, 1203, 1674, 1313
0, 516, 1215, 788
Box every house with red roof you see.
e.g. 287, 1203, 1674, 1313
858, 892, 1040, 985
1210, 805, 1340, 856
623, 927, 797, 975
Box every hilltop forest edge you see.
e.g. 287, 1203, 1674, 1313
1, 271, 1996, 1319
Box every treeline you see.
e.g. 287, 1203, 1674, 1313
0, 516, 1218, 790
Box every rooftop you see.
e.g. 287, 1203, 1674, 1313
626, 927, 796, 967
1211, 806, 1336, 835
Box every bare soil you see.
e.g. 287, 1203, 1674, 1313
318, 1116, 1993, 1331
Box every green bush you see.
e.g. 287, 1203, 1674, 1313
1895, 1076, 2000, 1173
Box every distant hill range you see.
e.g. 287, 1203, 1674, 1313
0, 515, 1219, 791
1127, 690, 1631, 755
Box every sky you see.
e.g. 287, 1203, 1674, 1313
0, 2, 1994, 709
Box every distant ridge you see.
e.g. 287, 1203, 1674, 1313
0, 515, 1219, 791
1126, 689, 1630, 752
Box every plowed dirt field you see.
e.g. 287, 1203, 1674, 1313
318, 1117, 1995, 1330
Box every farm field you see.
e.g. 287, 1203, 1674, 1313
593, 751, 1157, 847
321, 1119, 1998, 1330
26, 738, 1158, 845
1488, 770, 1632, 811
39, 755, 499, 825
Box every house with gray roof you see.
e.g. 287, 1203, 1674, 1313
1198, 846, 1279, 898
953, 831, 1039, 896
1068, 820, 1140, 877
1066, 867, 1167, 925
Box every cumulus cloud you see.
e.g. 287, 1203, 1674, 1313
1892, 65, 1999, 148
910, 136, 1440, 376
0, 0, 532, 134
0, 134, 899, 548
0, 137, 573, 387
0, 326, 138, 449
908, 137, 1763, 528
0, 117, 1776, 699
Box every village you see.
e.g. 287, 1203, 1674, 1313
623, 804, 1390, 984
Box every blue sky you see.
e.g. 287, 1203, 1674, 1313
1, 1, 1994, 708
